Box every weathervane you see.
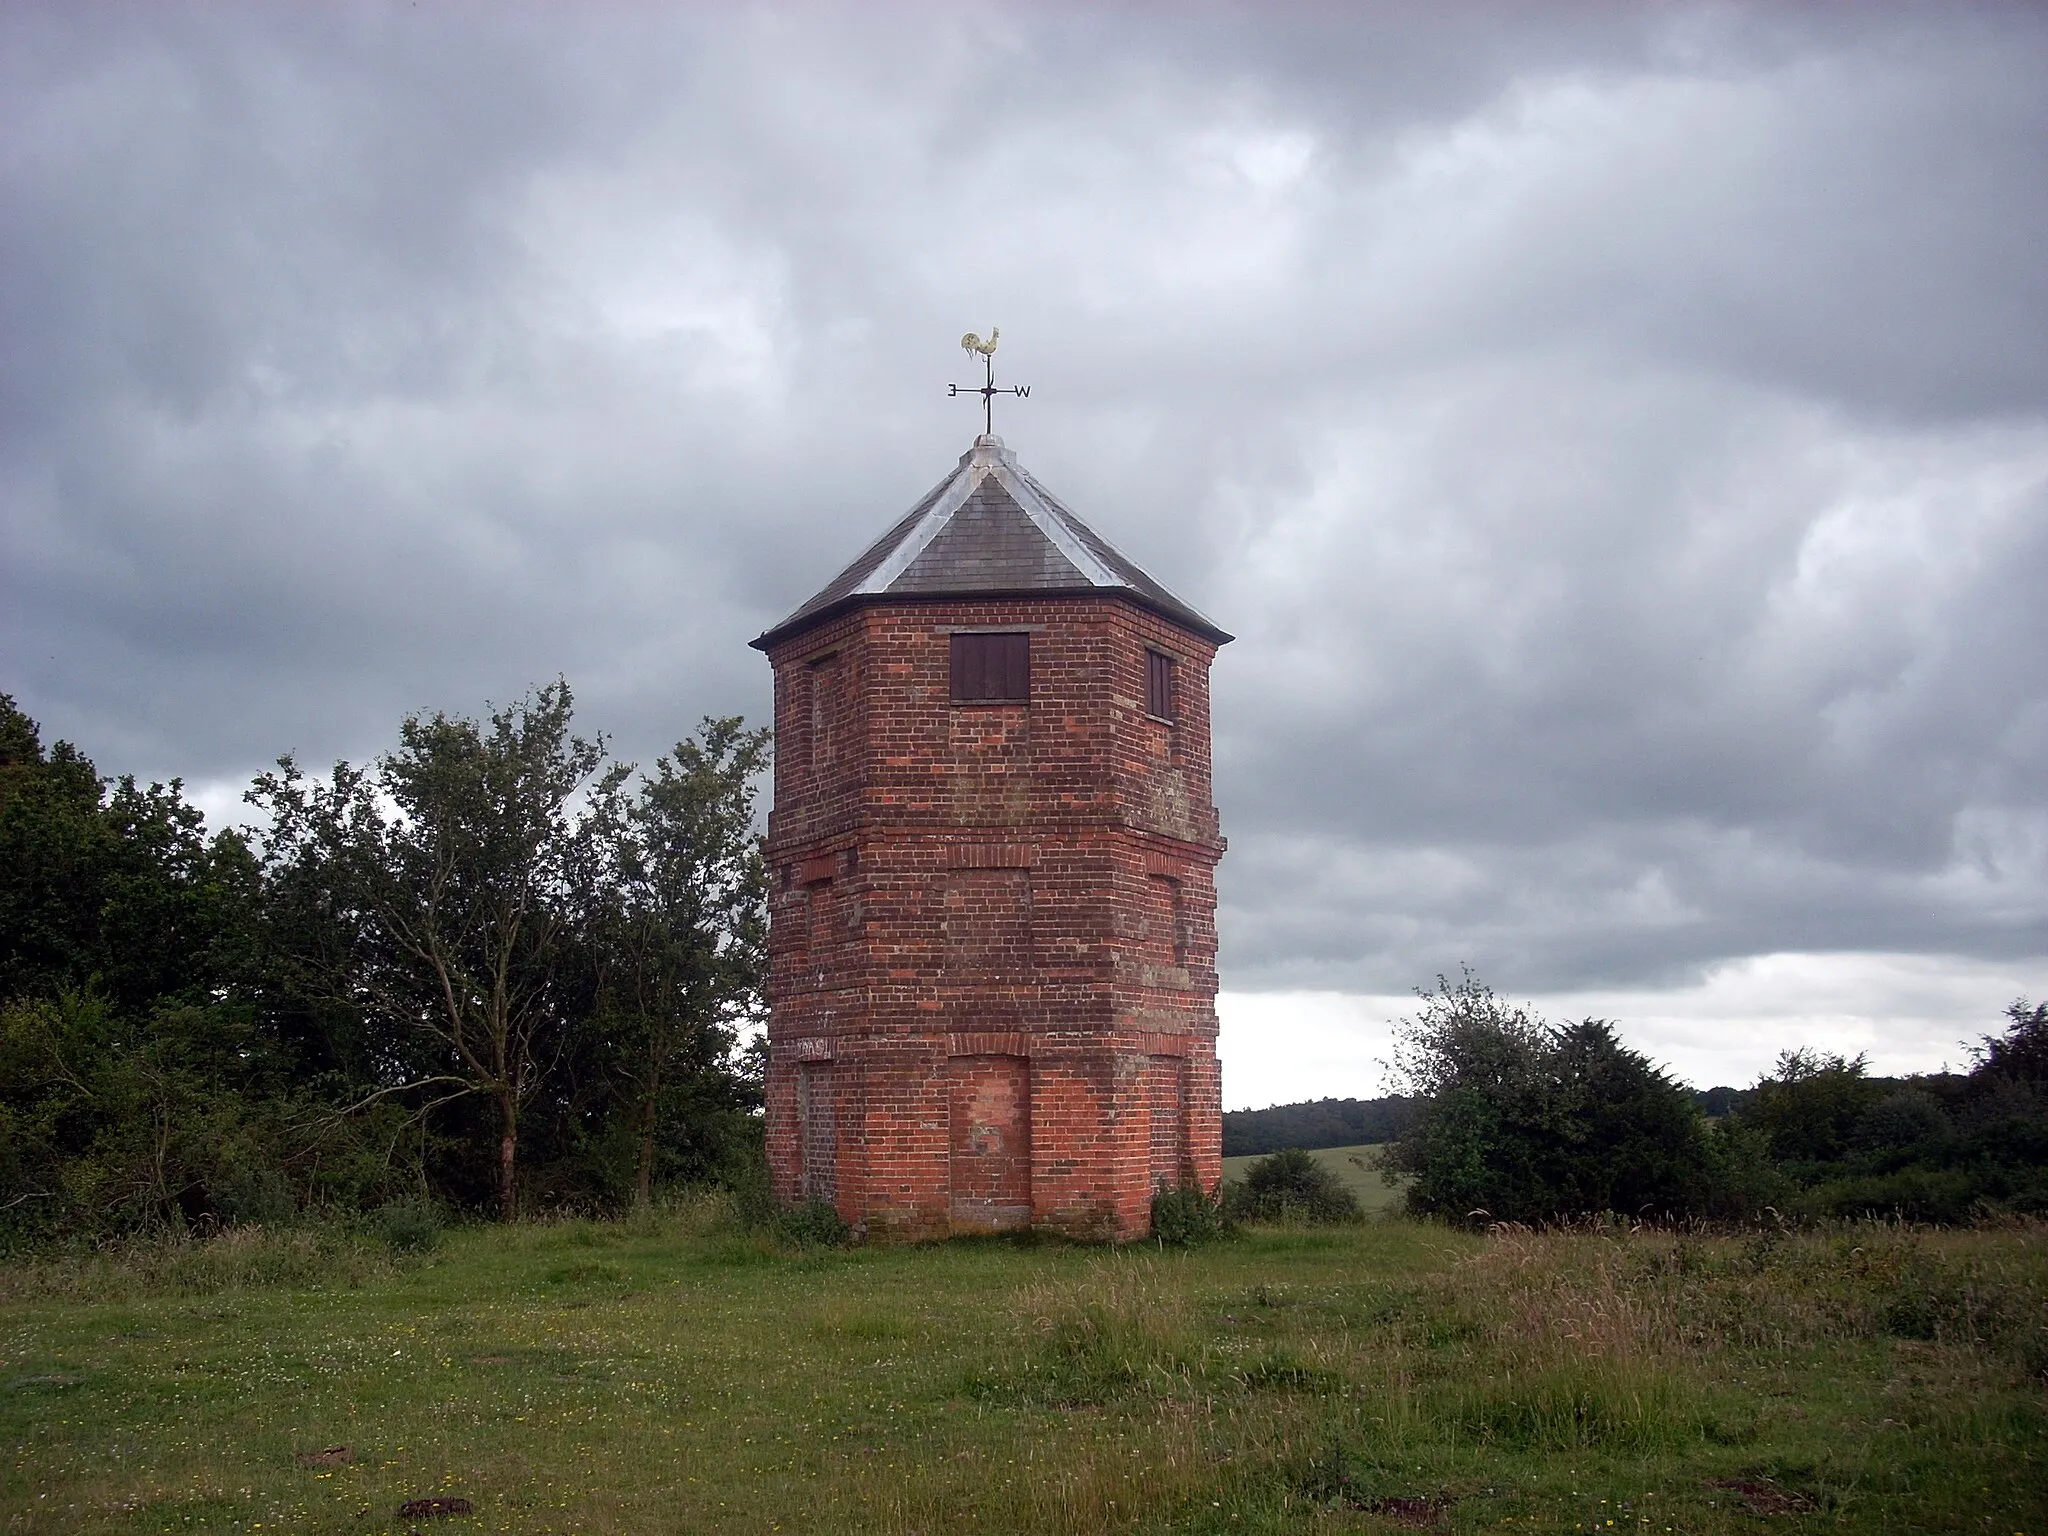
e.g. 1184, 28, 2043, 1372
950, 329, 1030, 437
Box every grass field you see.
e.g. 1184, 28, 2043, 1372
3, 1209, 2044, 1534
1221, 1145, 1407, 1217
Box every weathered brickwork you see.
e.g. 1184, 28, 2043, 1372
754, 462, 1227, 1241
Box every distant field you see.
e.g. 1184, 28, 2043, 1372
4, 1209, 2044, 1533
1222, 1141, 1408, 1215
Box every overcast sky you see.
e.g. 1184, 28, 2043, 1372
5, 3, 2044, 1105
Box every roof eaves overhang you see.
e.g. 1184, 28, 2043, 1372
749, 585, 1234, 653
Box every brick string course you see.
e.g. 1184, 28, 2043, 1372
761, 594, 1225, 1241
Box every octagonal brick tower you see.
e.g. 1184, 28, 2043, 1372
750, 434, 1230, 1241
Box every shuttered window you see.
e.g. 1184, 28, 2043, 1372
950, 632, 1030, 703
1146, 649, 1177, 721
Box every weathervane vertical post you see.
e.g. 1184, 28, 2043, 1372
949, 329, 1030, 437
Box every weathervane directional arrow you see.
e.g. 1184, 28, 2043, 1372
949, 328, 1029, 436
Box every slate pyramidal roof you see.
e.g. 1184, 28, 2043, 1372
752, 435, 1231, 651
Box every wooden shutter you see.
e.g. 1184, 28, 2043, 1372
1146, 649, 1176, 720
950, 632, 1029, 702
996, 633, 1028, 700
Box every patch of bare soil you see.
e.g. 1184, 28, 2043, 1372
1363, 1494, 1454, 1527
1707, 1478, 1816, 1516
398, 1495, 473, 1518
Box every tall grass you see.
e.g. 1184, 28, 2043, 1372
0, 1188, 751, 1304
968, 1218, 2046, 1526
3, 1215, 2043, 1532
1460, 1217, 2048, 1369
0, 1223, 403, 1303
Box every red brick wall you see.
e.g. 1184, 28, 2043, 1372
947, 1055, 1032, 1230
1147, 1054, 1189, 1191
761, 593, 1224, 1240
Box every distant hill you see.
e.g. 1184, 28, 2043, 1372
1225, 1086, 1754, 1156
1222, 1096, 1420, 1156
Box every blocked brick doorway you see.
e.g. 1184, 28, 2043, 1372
797, 1061, 839, 1204
1147, 1055, 1190, 1193
948, 1055, 1031, 1230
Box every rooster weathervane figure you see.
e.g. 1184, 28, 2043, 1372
950, 328, 1030, 437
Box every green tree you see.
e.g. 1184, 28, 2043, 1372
1384, 973, 1723, 1223
578, 717, 771, 1205
0, 697, 283, 1244
0, 697, 107, 1004
1737, 1049, 1886, 1169
0, 694, 257, 1014
1974, 999, 2048, 1084
1544, 1019, 1726, 1216
251, 681, 603, 1221
1770, 1003, 2048, 1222
1382, 974, 1551, 1221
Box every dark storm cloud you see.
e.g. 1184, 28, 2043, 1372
3, 3, 2043, 1012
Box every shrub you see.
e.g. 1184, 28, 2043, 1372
1800, 1167, 2001, 1225
1150, 1182, 1231, 1246
772, 1197, 849, 1248
1228, 1148, 1361, 1224
215, 1166, 297, 1228
719, 1144, 777, 1229
371, 1199, 442, 1254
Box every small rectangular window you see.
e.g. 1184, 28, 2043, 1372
951, 632, 1029, 703
1146, 649, 1177, 721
